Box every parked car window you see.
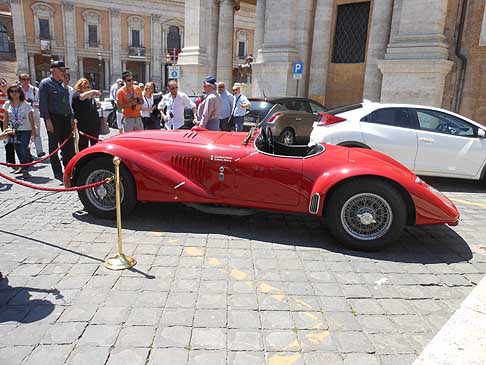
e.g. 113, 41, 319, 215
362, 108, 413, 129
282, 100, 311, 113
309, 101, 327, 114
249, 101, 275, 118
416, 109, 477, 137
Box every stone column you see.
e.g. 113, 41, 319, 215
104, 59, 110, 90
151, 15, 162, 88
207, 0, 220, 77
308, 0, 333, 104
29, 54, 36, 82
110, 9, 122, 82
145, 62, 151, 82
253, 0, 265, 61
62, 1, 78, 81
294, 0, 315, 97
10, 0, 29, 75
122, 60, 127, 72
252, 0, 298, 97
377, 0, 453, 107
79, 57, 84, 79
178, 0, 210, 93
216, 0, 238, 86
362, 0, 394, 102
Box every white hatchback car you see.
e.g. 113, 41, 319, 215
309, 101, 486, 181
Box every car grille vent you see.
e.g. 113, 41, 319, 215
183, 132, 198, 139
171, 156, 206, 180
309, 193, 320, 214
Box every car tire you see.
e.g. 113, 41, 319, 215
280, 128, 295, 145
324, 179, 406, 251
76, 157, 137, 219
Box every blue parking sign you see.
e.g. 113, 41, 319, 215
293, 62, 303, 75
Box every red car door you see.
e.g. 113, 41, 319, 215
234, 152, 303, 207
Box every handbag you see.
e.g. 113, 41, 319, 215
99, 116, 110, 135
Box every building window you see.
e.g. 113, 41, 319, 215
88, 25, 98, 47
31, 3, 56, 43
0, 24, 8, 52
128, 16, 144, 48
82, 10, 102, 48
331, 2, 371, 63
167, 25, 180, 51
132, 30, 140, 47
236, 31, 249, 59
39, 18, 50, 39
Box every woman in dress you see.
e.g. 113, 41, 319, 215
72, 78, 102, 151
2, 84, 36, 178
141, 82, 159, 130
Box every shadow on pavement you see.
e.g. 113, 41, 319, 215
0, 277, 62, 324
421, 175, 485, 193
73, 202, 473, 265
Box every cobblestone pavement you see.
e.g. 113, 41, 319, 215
0, 131, 485, 365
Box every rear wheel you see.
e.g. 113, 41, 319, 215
280, 128, 295, 145
76, 157, 137, 219
325, 179, 406, 251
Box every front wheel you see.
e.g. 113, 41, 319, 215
324, 179, 406, 251
76, 157, 137, 219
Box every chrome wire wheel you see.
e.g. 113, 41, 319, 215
340, 193, 393, 241
85, 169, 122, 212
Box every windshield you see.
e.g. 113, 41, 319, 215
248, 101, 274, 117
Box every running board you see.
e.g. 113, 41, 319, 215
185, 203, 256, 216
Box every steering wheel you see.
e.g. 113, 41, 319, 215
435, 123, 456, 135
266, 127, 274, 154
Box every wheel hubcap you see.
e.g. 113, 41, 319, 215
282, 132, 293, 145
340, 193, 393, 241
85, 169, 122, 211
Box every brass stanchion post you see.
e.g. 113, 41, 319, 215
104, 156, 137, 270
73, 119, 79, 155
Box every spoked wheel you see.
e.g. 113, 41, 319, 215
280, 128, 295, 145
76, 158, 137, 218
325, 179, 407, 251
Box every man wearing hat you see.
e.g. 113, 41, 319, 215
194, 76, 221, 131
38, 60, 75, 181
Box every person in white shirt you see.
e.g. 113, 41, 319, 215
231, 85, 251, 132
158, 80, 196, 130
63, 71, 74, 107
19, 73, 44, 157
110, 79, 124, 133
141, 82, 159, 129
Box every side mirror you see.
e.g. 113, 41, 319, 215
479, 129, 486, 138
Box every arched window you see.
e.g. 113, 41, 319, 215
237, 30, 249, 59
31, 2, 56, 43
0, 24, 8, 52
128, 16, 144, 48
167, 26, 181, 51
82, 10, 102, 48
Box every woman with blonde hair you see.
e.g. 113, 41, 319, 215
72, 78, 102, 151
141, 82, 159, 129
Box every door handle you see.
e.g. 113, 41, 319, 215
295, 118, 302, 121
419, 137, 434, 144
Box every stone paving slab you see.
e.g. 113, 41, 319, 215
0, 132, 486, 364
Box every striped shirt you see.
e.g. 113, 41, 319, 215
0, 91, 6, 122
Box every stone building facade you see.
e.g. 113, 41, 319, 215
9, 0, 255, 92
7, 0, 486, 123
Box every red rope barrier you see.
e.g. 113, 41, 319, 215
0, 170, 113, 192
79, 131, 101, 142
0, 134, 73, 168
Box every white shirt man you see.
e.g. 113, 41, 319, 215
19, 73, 44, 157
158, 80, 196, 130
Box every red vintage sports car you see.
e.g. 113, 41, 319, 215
64, 126, 459, 251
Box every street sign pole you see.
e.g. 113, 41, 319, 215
293, 62, 304, 97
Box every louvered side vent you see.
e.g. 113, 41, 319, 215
183, 132, 198, 139
171, 156, 206, 180
309, 193, 320, 214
